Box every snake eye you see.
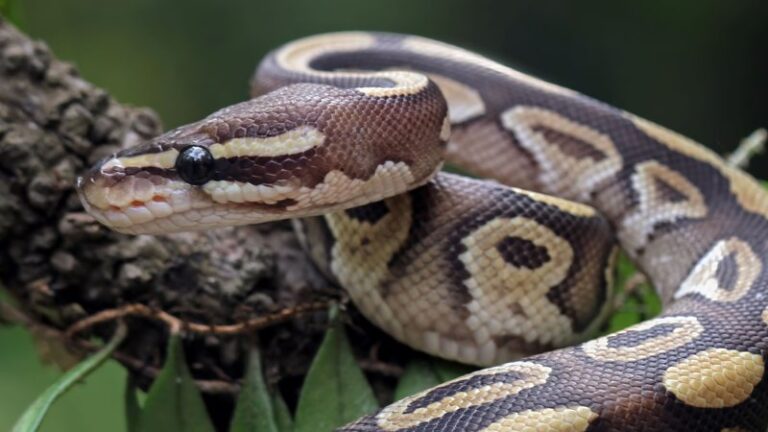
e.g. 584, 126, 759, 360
176, 146, 214, 185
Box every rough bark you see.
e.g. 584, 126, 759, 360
0, 16, 375, 427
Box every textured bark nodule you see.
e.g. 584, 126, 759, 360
0, 17, 338, 422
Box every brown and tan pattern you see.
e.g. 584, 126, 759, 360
620, 161, 708, 250
675, 237, 762, 302
500, 106, 622, 202
582, 316, 703, 362
375, 362, 551, 431
77, 31, 768, 431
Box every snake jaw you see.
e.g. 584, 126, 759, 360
77, 155, 302, 233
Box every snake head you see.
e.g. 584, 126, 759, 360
77, 84, 446, 234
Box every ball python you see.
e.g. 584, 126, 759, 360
76, 32, 768, 431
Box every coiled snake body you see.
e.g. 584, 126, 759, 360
77, 32, 768, 431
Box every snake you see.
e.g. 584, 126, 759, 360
75, 32, 768, 431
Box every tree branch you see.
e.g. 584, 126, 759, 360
0, 16, 333, 394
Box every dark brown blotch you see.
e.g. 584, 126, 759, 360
653, 177, 688, 203
345, 200, 390, 224
403, 370, 526, 414
605, 323, 678, 349
714, 252, 739, 292
496, 236, 550, 269
532, 125, 606, 161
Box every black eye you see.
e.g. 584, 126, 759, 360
176, 146, 214, 185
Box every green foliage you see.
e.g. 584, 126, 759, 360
12, 324, 127, 432
293, 305, 379, 432
272, 392, 293, 432
606, 253, 661, 333
0, 0, 23, 27
230, 348, 281, 432
124, 378, 141, 432
134, 335, 215, 432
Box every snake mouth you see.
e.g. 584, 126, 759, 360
78, 177, 297, 234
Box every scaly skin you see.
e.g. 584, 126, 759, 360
78, 32, 768, 431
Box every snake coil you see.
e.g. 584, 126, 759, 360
78, 32, 768, 431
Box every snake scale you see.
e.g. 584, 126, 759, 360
76, 32, 768, 431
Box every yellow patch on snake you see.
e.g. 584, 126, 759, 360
109, 149, 179, 170
460, 217, 576, 350
427, 73, 485, 123
276, 32, 428, 97
675, 237, 761, 302
202, 161, 416, 209
403, 36, 578, 98
208, 126, 324, 158
500, 106, 622, 202
511, 187, 596, 217
663, 348, 763, 408
439, 116, 451, 141
631, 115, 768, 219
478, 406, 598, 432
326, 194, 413, 336
582, 316, 703, 362
620, 161, 707, 249
376, 362, 550, 431
276, 31, 375, 72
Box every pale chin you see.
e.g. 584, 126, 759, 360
91, 204, 290, 235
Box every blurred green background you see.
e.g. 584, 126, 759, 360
2, 0, 767, 430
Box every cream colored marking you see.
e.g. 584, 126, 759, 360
510, 186, 596, 217
403, 36, 578, 97
376, 362, 550, 431
327, 194, 412, 333
663, 348, 764, 408
208, 126, 324, 159
675, 237, 761, 302
461, 217, 576, 347
276, 31, 376, 72
203, 180, 298, 205
202, 161, 417, 210
439, 116, 451, 141
582, 316, 703, 362
427, 73, 485, 123
288, 161, 419, 210
276, 32, 428, 97
620, 161, 707, 250
107, 149, 179, 170
501, 106, 622, 202
479, 406, 598, 432
631, 115, 768, 219
356, 72, 429, 97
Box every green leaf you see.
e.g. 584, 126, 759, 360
12, 323, 127, 432
394, 358, 440, 400
136, 335, 215, 432
124, 377, 142, 432
431, 358, 476, 382
294, 305, 378, 432
272, 391, 293, 432
230, 348, 279, 432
